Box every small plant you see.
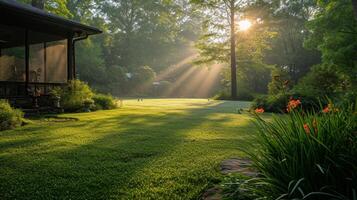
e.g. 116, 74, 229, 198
51, 80, 94, 112
221, 174, 260, 200
0, 100, 24, 131
247, 102, 357, 199
92, 93, 117, 110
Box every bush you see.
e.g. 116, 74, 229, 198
92, 94, 117, 110
251, 93, 323, 113
248, 104, 357, 199
51, 80, 94, 112
294, 64, 351, 99
213, 90, 255, 101
268, 67, 291, 95
0, 100, 24, 131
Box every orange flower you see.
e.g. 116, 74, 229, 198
312, 119, 318, 136
255, 108, 265, 113
287, 99, 302, 112
303, 124, 311, 136
322, 106, 330, 113
323, 103, 339, 113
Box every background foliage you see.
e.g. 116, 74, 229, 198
17, 0, 356, 101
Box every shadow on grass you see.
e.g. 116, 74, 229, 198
0, 101, 257, 199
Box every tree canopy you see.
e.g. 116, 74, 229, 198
16, 0, 357, 99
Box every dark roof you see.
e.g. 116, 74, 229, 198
0, 0, 102, 37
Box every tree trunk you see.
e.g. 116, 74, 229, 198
31, 0, 45, 9
352, 0, 357, 19
230, 0, 237, 100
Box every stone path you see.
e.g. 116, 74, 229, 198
220, 158, 258, 177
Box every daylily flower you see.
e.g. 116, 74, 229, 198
287, 99, 302, 112
303, 124, 311, 136
323, 103, 339, 113
255, 108, 265, 113
312, 119, 318, 136
323, 106, 330, 113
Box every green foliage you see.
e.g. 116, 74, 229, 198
294, 64, 353, 99
50, 80, 118, 112
18, 0, 72, 17
132, 66, 156, 84
303, 0, 357, 99
268, 67, 291, 95
213, 90, 255, 101
220, 174, 259, 200
262, 0, 321, 82
251, 93, 322, 113
305, 0, 357, 71
248, 105, 357, 199
0, 100, 24, 131
92, 93, 117, 110
52, 80, 94, 113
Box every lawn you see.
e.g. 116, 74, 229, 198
0, 99, 260, 200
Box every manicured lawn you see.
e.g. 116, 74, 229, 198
0, 99, 260, 199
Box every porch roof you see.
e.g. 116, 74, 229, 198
0, 0, 102, 37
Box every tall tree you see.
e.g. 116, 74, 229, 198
261, 0, 320, 83
191, 0, 242, 99
191, 0, 276, 97
229, 0, 237, 99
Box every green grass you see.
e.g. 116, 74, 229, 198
0, 99, 261, 200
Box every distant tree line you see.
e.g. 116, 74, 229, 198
19, 0, 356, 100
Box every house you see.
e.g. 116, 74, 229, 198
0, 0, 101, 108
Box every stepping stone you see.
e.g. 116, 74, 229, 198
220, 158, 258, 177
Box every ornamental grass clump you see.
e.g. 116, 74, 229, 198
248, 103, 357, 199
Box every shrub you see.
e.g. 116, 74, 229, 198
251, 93, 323, 113
213, 90, 255, 101
0, 100, 24, 131
92, 93, 117, 110
293, 64, 351, 99
51, 80, 94, 112
248, 104, 357, 199
268, 67, 291, 95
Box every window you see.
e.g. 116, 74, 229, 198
0, 28, 68, 84
0, 25, 26, 82
46, 40, 67, 83
29, 31, 68, 83
29, 42, 45, 83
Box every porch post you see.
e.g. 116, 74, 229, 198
25, 29, 29, 89
67, 36, 74, 80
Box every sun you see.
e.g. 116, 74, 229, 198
238, 20, 252, 31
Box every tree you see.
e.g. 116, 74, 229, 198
256, 0, 321, 83
191, 0, 276, 98
297, 0, 357, 99
191, 0, 241, 99
19, 0, 71, 17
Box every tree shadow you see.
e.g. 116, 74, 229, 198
0, 101, 257, 199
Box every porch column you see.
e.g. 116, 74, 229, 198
25, 29, 29, 89
67, 37, 74, 80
